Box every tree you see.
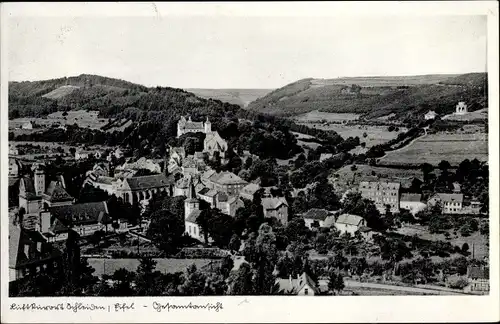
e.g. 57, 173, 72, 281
228, 263, 254, 295
197, 208, 214, 245
181, 264, 207, 296
461, 242, 470, 255
229, 234, 241, 253
327, 272, 345, 295
421, 163, 434, 183
146, 209, 185, 255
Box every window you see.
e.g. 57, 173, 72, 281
304, 288, 309, 295
188, 226, 191, 234
194, 227, 197, 235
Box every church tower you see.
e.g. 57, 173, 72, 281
33, 163, 46, 196
204, 117, 212, 134
184, 177, 199, 219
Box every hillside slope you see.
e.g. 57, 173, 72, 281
8, 74, 318, 160
247, 73, 488, 119
185, 88, 272, 107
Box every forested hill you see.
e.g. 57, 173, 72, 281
246, 73, 488, 119
8, 74, 346, 160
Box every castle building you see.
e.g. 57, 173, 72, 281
177, 116, 212, 137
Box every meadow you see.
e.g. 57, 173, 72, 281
298, 122, 406, 149
379, 132, 488, 166
10, 110, 110, 131
293, 110, 361, 122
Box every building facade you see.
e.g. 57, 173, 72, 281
359, 181, 400, 214
261, 197, 288, 225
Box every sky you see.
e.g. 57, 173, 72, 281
7, 13, 487, 89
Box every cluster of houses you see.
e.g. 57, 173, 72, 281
8, 115, 488, 294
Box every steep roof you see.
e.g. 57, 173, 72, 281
186, 209, 202, 223
95, 176, 114, 185
125, 174, 174, 191
42, 181, 73, 202
323, 215, 337, 228
302, 208, 330, 221
50, 201, 111, 226
19, 177, 37, 199
9, 223, 62, 270
400, 193, 422, 203
359, 181, 400, 191
276, 272, 319, 295
261, 197, 288, 210
336, 214, 364, 226
434, 193, 464, 204
48, 218, 69, 234
210, 171, 247, 186
241, 183, 260, 195
468, 266, 489, 280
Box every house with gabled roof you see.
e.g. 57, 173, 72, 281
400, 193, 426, 215
261, 197, 288, 226
216, 192, 245, 217
334, 213, 366, 236
302, 208, 339, 230
9, 222, 63, 282
276, 272, 319, 295
240, 183, 261, 201
49, 201, 112, 237
428, 193, 464, 214
205, 171, 248, 195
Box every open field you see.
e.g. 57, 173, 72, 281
442, 108, 488, 121
10, 110, 110, 130
331, 164, 422, 193
379, 132, 488, 166
42, 85, 80, 99
293, 110, 361, 122
298, 123, 407, 148
397, 224, 488, 260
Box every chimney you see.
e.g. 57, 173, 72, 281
24, 244, 30, 257
36, 241, 42, 252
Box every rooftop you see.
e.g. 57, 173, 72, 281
125, 174, 174, 191
50, 201, 111, 226
261, 197, 288, 210
336, 214, 365, 226
302, 208, 330, 221
434, 193, 464, 204
400, 193, 422, 203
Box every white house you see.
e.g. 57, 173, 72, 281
400, 193, 427, 215
334, 214, 367, 236
302, 208, 337, 229
276, 272, 320, 296
455, 101, 468, 115
21, 121, 33, 130
428, 193, 464, 214
424, 110, 437, 120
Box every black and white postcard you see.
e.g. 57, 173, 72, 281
1, 2, 498, 323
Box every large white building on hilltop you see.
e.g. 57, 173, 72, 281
455, 101, 468, 115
